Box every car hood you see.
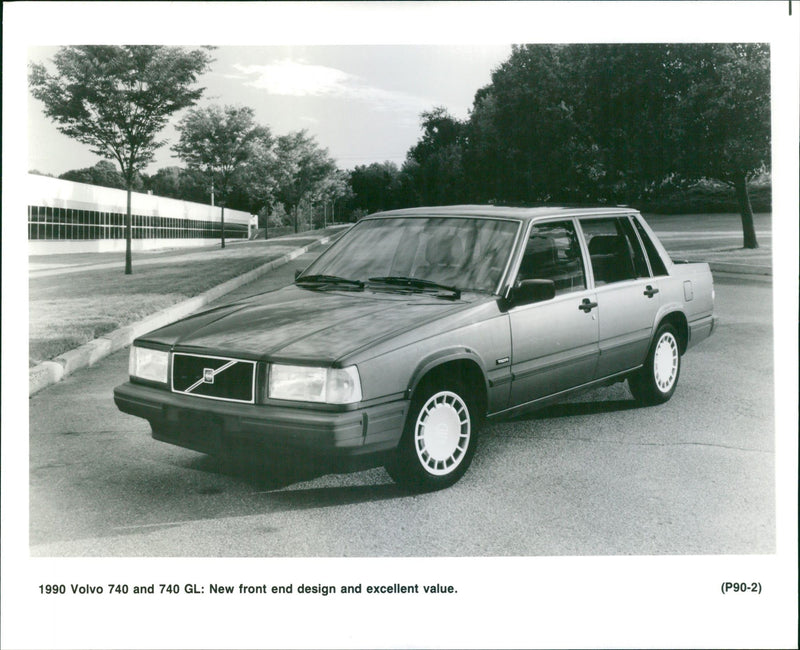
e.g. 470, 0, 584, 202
137, 284, 489, 364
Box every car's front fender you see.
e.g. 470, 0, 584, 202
406, 346, 490, 399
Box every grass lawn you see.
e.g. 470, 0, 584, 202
28, 230, 342, 367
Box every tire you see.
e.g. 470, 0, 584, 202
386, 381, 478, 492
628, 323, 681, 405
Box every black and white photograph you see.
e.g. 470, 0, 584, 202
2, 2, 798, 648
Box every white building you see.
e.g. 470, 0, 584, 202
28, 173, 256, 255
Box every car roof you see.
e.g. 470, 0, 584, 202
367, 204, 638, 222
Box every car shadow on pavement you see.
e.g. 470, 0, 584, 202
186, 454, 329, 490
514, 398, 640, 421
184, 453, 406, 504
250, 483, 404, 513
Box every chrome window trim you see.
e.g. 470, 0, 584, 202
493, 219, 526, 296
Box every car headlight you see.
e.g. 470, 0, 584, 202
268, 364, 362, 404
129, 346, 169, 384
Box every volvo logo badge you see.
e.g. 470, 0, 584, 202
202, 368, 215, 384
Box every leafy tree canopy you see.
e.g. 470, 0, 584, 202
145, 165, 208, 203
404, 108, 469, 206
30, 45, 214, 184
422, 43, 770, 246
233, 127, 278, 214
173, 104, 262, 246
349, 161, 404, 214
272, 130, 340, 232
59, 160, 128, 190
173, 104, 262, 197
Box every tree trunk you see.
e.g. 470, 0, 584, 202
220, 204, 226, 249
733, 171, 759, 249
293, 207, 298, 234
125, 187, 132, 274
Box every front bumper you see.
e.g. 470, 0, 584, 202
114, 381, 407, 468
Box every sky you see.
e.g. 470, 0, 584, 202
27, 44, 512, 177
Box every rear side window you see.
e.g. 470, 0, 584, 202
579, 217, 650, 285
516, 221, 586, 295
632, 216, 669, 276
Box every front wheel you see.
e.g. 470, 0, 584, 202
386, 383, 478, 492
629, 324, 681, 405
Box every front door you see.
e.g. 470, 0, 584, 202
508, 220, 600, 407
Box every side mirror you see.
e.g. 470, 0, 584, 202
509, 279, 556, 306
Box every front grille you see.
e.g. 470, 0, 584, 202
171, 353, 257, 404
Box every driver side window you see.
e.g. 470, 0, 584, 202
517, 221, 586, 295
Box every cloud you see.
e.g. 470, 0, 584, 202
230, 60, 431, 113
232, 60, 352, 96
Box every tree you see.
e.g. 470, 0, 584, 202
315, 169, 350, 227
59, 160, 127, 189
463, 46, 582, 204
405, 107, 468, 206
173, 104, 262, 248
458, 43, 769, 246
670, 44, 770, 248
29, 45, 213, 273
548, 44, 684, 203
273, 131, 339, 233
349, 161, 403, 214
145, 165, 208, 203
235, 127, 279, 235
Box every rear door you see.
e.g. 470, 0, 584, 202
507, 219, 600, 406
578, 216, 662, 378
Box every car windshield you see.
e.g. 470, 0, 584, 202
299, 216, 520, 294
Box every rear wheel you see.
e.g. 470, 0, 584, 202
386, 382, 478, 492
629, 323, 681, 405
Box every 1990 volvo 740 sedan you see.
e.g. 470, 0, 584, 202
114, 206, 715, 491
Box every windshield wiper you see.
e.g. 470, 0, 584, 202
296, 274, 364, 291
368, 276, 461, 300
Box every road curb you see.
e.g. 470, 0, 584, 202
29, 235, 332, 396
707, 261, 771, 276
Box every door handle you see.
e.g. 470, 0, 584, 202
644, 285, 659, 298
578, 298, 598, 313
